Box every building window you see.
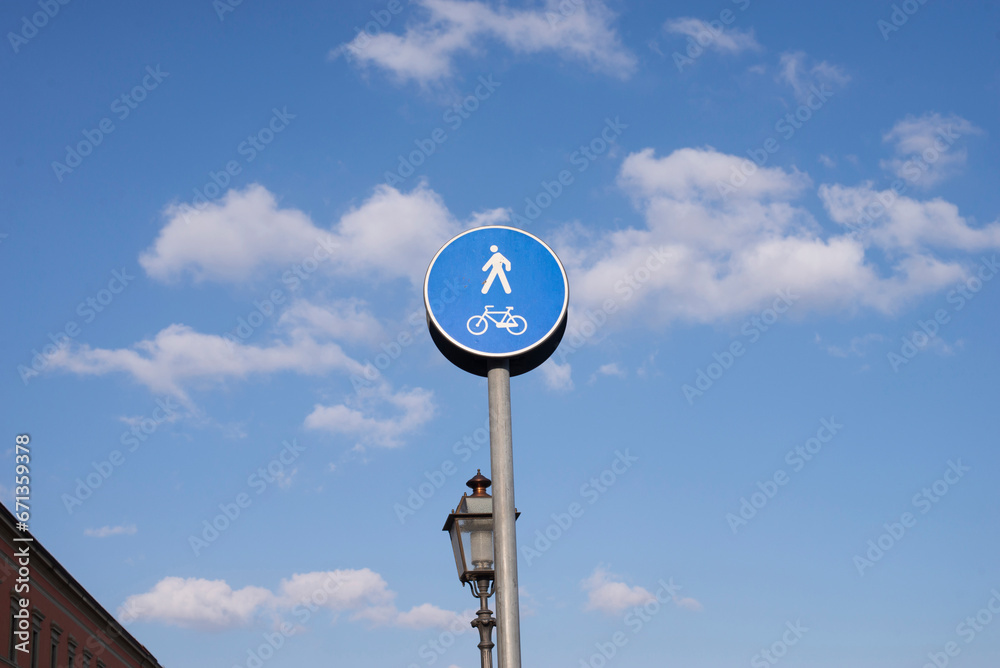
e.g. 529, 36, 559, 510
30, 626, 39, 668
49, 624, 61, 668
67, 638, 77, 668
30, 612, 44, 668
82, 649, 92, 668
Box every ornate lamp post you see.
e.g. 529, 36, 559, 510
443, 471, 517, 668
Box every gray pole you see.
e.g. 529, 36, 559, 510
488, 358, 522, 668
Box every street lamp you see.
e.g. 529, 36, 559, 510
443, 471, 518, 668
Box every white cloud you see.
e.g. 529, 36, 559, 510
278, 298, 385, 343
45, 324, 366, 404
119, 577, 275, 630
468, 206, 511, 228
55, 184, 459, 447
84, 524, 137, 538
819, 332, 887, 358
880, 113, 983, 187
597, 362, 625, 377
274, 467, 298, 489
819, 182, 1000, 252
305, 384, 436, 448
777, 51, 850, 104
142, 182, 500, 287
141, 185, 326, 283
582, 567, 654, 615
539, 359, 573, 391
674, 596, 704, 612
325, 183, 473, 285
619, 146, 811, 205
45, 317, 437, 447
517, 586, 538, 617
581, 568, 703, 615
388, 603, 466, 630
333, 0, 636, 84
119, 407, 183, 427
818, 154, 836, 168
664, 17, 760, 55
588, 362, 625, 384
900, 328, 958, 357
121, 569, 464, 631
278, 569, 394, 612
75, 140, 994, 430
557, 146, 974, 325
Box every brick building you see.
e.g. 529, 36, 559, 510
0, 503, 163, 668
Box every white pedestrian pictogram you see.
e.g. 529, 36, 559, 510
481, 245, 511, 294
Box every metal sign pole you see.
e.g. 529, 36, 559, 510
488, 358, 521, 668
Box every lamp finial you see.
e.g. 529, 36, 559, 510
466, 470, 491, 497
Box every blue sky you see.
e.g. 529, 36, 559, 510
3, 0, 1000, 666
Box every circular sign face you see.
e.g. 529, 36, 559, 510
424, 226, 569, 377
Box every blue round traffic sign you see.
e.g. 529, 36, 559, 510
424, 226, 569, 376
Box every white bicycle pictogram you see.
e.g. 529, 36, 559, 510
467, 306, 527, 336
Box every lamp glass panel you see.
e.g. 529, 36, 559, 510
461, 496, 492, 514
458, 516, 494, 572
448, 520, 467, 579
